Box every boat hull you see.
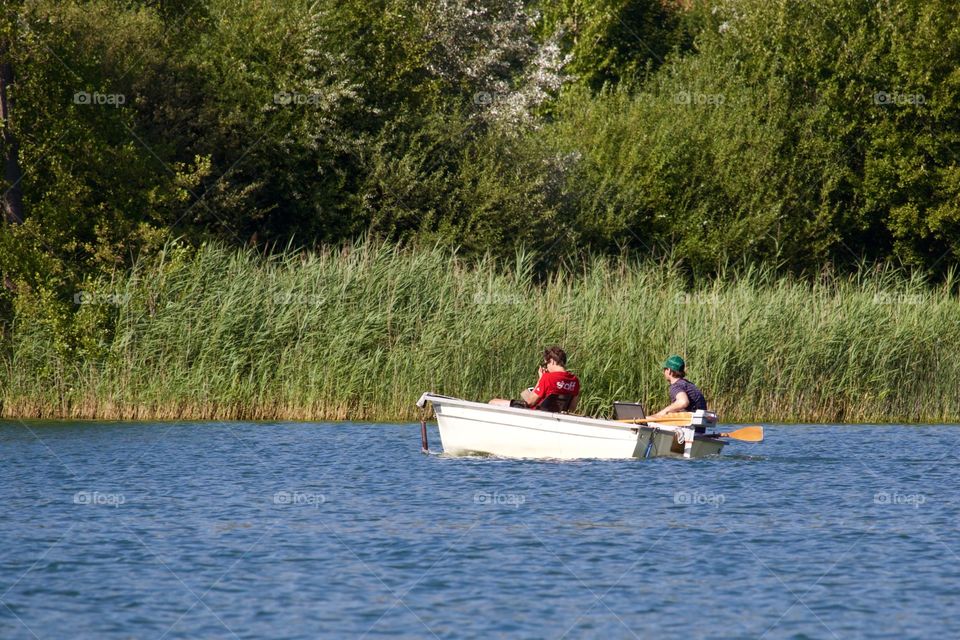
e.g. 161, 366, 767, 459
418, 394, 725, 460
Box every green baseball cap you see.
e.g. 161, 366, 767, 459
663, 355, 685, 372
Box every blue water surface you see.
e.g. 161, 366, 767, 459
1, 420, 958, 639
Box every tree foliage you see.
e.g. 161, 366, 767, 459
1, 0, 959, 316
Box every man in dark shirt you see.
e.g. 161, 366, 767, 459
649, 355, 707, 417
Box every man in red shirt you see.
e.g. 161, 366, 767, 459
489, 346, 580, 412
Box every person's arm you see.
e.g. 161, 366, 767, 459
520, 367, 546, 406
649, 392, 689, 417
520, 388, 540, 406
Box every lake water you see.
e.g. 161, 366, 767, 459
1, 420, 958, 639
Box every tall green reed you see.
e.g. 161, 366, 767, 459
2, 242, 957, 423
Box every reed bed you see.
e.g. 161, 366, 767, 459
2, 243, 958, 423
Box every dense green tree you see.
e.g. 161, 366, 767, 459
2, 0, 960, 312
538, 0, 960, 274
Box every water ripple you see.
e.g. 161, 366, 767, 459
1, 421, 958, 639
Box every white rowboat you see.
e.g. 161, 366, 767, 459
416, 393, 730, 459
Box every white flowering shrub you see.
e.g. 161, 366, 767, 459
417, 0, 571, 128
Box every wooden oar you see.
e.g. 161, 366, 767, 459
618, 418, 765, 442
617, 414, 693, 427
717, 426, 764, 442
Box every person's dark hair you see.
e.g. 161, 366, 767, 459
543, 346, 567, 367
669, 367, 686, 378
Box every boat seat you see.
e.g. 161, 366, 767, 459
536, 393, 574, 413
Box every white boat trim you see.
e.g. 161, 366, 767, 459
417, 392, 680, 432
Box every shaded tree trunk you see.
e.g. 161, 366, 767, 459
0, 40, 24, 225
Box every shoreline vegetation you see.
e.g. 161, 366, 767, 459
2, 243, 958, 424
3, 2, 960, 427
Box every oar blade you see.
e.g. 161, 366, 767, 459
723, 426, 764, 442
616, 412, 694, 427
